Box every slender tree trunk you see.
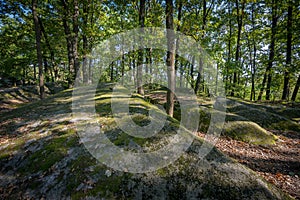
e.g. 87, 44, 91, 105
194, 55, 203, 94
82, 35, 89, 84
258, 1, 277, 101
32, 0, 45, 99
82, 2, 89, 84
226, 1, 232, 94
166, 0, 176, 117
61, 0, 79, 87
282, 3, 292, 100
149, 48, 153, 84
174, 0, 182, 72
231, 0, 244, 97
195, 0, 212, 95
179, 62, 184, 87
39, 17, 55, 82
73, 0, 79, 81
61, 0, 74, 87
265, 0, 277, 100
43, 57, 50, 82
88, 58, 93, 84
190, 55, 195, 89
33, 64, 36, 81
291, 74, 300, 101
137, 0, 145, 95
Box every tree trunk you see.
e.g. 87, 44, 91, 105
250, 3, 256, 101
282, 3, 292, 100
190, 55, 195, 89
265, 0, 277, 100
32, 0, 45, 99
166, 0, 176, 117
73, 0, 79, 82
82, 35, 89, 84
174, 0, 182, 72
61, 0, 79, 87
258, 1, 277, 101
137, 0, 145, 95
39, 17, 55, 82
291, 74, 300, 101
231, 0, 244, 97
226, 1, 232, 94
195, 0, 211, 95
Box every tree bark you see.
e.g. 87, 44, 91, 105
39, 17, 55, 82
265, 0, 278, 100
32, 0, 45, 99
291, 74, 300, 101
231, 0, 244, 97
166, 0, 176, 117
137, 0, 145, 95
282, 3, 292, 100
174, 0, 182, 72
226, 1, 232, 94
61, 0, 79, 87
258, 0, 277, 101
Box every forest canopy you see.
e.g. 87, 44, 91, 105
0, 0, 299, 102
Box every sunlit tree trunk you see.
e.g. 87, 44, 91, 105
166, 0, 176, 117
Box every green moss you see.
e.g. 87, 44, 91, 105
17, 130, 77, 174
66, 155, 98, 193
223, 121, 278, 145
0, 137, 26, 160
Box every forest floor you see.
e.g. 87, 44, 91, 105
0, 86, 299, 199
146, 91, 300, 200
197, 132, 300, 199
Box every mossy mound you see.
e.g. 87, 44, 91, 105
227, 99, 300, 133
0, 84, 292, 199
197, 108, 277, 145
223, 121, 278, 145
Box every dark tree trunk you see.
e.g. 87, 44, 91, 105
39, 17, 55, 82
82, 35, 89, 84
250, 3, 256, 101
43, 57, 50, 82
226, 1, 232, 94
231, 0, 244, 97
166, 0, 176, 117
282, 3, 292, 100
174, 0, 182, 72
137, 0, 145, 95
291, 74, 300, 101
265, 0, 278, 100
33, 64, 36, 81
258, 1, 277, 101
190, 55, 195, 89
32, 0, 45, 99
195, 0, 212, 95
73, 0, 79, 81
61, 0, 79, 87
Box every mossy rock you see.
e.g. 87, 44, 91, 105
223, 121, 278, 145
226, 99, 300, 133
0, 84, 293, 199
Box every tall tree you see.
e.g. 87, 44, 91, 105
282, 2, 293, 100
166, 0, 176, 117
32, 0, 45, 99
258, 0, 278, 101
61, 0, 79, 87
137, 0, 145, 95
231, 0, 245, 97
291, 74, 300, 101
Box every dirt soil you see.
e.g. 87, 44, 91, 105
197, 131, 300, 199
